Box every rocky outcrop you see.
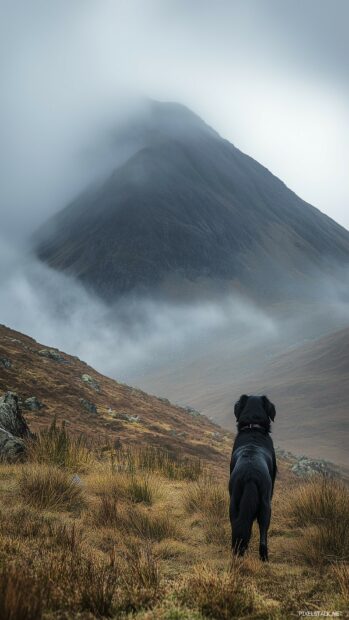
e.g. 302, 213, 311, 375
291, 457, 339, 478
275, 445, 340, 478
38, 348, 65, 362
0, 392, 30, 461
81, 374, 100, 392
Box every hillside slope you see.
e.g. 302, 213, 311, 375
0, 323, 232, 467
133, 325, 349, 468
34, 101, 349, 302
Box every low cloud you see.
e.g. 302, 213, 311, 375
0, 239, 279, 383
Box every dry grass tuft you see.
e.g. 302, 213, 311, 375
26, 418, 93, 472
111, 446, 202, 480
115, 541, 162, 613
93, 495, 121, 528
93, 496, 177, 541
0, 562, 43, 620
49, 522, 84, 552
290, 477, 349, 564
18, 464, 84, 512
121, 541, 160, 590
126, 473, 159, 504
331, 562, 349, 606
91, 470, 159, 505
296, 522, 349, 565
76, 554, 117, 617
179, 563, 255, 619
0, 506, 54, 540
183, 478, 229, 544
126, 506, 178, 541
154, 539, 190, 560
290, 476, 349, 527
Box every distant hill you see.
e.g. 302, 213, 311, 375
132, 325, 349, 469
228, 327, 349, 467
34, 101, 349, 302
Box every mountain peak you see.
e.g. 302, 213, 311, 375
34, 103, 349, 302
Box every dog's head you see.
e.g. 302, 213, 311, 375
234, 394, 276, 432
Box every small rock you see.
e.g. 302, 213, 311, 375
81, 374, 100, 392
114, 412, 139, 423
38, 349, 65, 362
79, 398, 97, 414
183, 405, 201, 417
0, 356, 12, 369
159, 397, 171, 405
170, 429, 186, 437
71, 474, 82, 486
24, 396, 44, 411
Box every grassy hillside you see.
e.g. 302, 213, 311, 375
0, 432, 348, 619
0, 323, 231, 466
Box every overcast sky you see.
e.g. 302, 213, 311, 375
1, 0, 348, 235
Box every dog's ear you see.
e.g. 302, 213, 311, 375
234, 394, 248, 419
262, 395, 276, 421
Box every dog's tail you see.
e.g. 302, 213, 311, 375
232, 480, 259, 555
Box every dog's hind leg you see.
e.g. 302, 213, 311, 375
257, 498, 271, 562
231, 480, 259, 556
229, 483, 241, 553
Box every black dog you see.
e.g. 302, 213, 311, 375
229, 394, 277, 561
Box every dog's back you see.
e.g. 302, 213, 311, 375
229, 395, 277, 560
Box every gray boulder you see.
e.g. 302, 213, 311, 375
81, 374, 100, 392
79, 398, 97, 414
0, 356, 12, 369
24, 396, 44, 411
183, 405, 201, 417
0, 392, 30, 461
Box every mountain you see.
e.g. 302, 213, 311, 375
34, 100, 349, 302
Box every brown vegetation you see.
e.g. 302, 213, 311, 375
290, 476, 349, 565
0, 426, 347, 618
